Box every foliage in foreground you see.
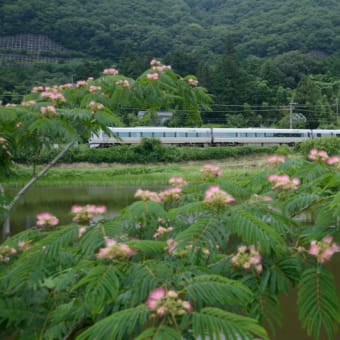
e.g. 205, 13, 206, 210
0, 151, 340, 339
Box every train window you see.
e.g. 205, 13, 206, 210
273, 133, 302, 137
177, 132, 187, 137
255, 133, 265, 137
165, 132, 175, 137
118, 132, 130, 137
239, 133, 247, 137
141, 132, 152, 138
130, 132, 140, 137
187, 132, 197, 137
247, 133, 255, 137
153, 132, 164, 138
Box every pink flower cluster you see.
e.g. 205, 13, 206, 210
76, 80, 87, 87
36, 212, 59, 228
308, 149, 329, 162
169, 176, 188, 187
153, 226, 174, 239
188, 77, 198, 86
31, 86, 46, 93
41, 90, 66, 102
40, 105, 57, 117
149, 59, 172, 73
87, 101, 105, 111
18, 240, 32, 251
97, 237, 136, 259
88, 85, 102, 93
308, 235, 340, 263
146, 287, 192, 318
159, 187, 182, 202
135, 189, 161, 203
0, 245, 17, 262
308, 149, 340, 169
231, 245, 263, 273
267, 155, 285, 166
21, 100, 37, 106
103, 68, 119, 75
115, 79, 131, 88
200, 164, 221, 178
268, 174, 300, 190
147, 73, 159, 80
204, 185, 235, 207
71, 204, 107, 224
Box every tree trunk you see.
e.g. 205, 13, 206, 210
2, 141, 76, 240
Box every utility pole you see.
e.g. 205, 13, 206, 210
289, 98, 296, 129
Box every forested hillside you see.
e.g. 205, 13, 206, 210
0, 0, 339, 128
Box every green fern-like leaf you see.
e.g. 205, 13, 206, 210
185, 274, 253, 310
285, 193, 321, 217
76, 304, 149, 340
174, 215, 228, 252
135, 325, 181, 340
228, 208, 285, 253
298, 266, 340, 339
192, 307, 269, 340
126, 240, 166, 257
72, 265, 119, 317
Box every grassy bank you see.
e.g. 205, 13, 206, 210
2, 155, 269, 187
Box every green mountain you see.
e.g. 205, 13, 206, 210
0, 0, 339, 129
0, 0, 339, 59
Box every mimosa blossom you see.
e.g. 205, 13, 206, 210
146, 73, 159, 80
159, 187, 182, 202
268, 174, 300, 190
115, 79, 131, 88
97, 237, 136, 259
103, 68, 119, 75
204, 185, 235, 207
188, 78, 198, 86
18, 240, 32, 251
231, 245, 263, 273
134, 189, 161, 203
267, 155, 285, 166
88, 85, 102, 93
40, 105, 57, 117
87, 101, 104, 111
78, 226, 88, 238
146, 287, 192, 318
327, 156, 340, 169
169, 176, 188, 187
200, 164, 221, 178
41, 91, 66, 102
153, 226, 174, 239
308, 149, 329, 162
0, 245, 17, 263
76, 80, 87, 87
36, 212, 59, 228
71, 204, 107, 224
21, 100, 37, 106
308, 235, 340, 263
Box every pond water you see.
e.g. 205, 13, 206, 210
4, 185, 340, 340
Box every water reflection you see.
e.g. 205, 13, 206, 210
6, 185, 139, 235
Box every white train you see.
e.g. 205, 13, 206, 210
89, 127, 340, 148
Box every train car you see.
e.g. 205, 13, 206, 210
211, 128, 311, 145
311, 129, 340, 138
88, 127, 212, 147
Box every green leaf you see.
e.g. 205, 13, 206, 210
76, 304, 149, 340
192, 307, 269, 340
73, 265, 119, 317
298, 267, 340, 339
135, 325, 181, 340
186, 274, 253, 310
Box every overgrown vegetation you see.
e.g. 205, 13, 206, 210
1, 151, 340, 339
